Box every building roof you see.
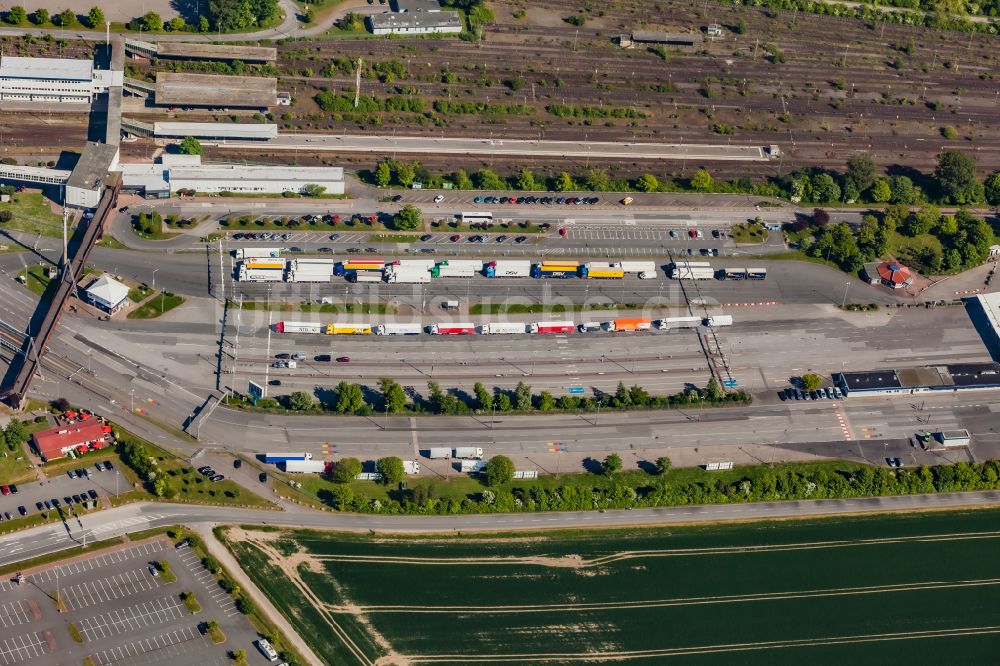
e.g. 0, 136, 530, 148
169, 164, 344, 182
876, 261, 913, 286
154, 72, 276, 108
32, 420, 104, 460
392, 0, 443, 11
368, 11, 462, 30
86, 274, 130, 306
156, 42, 276, 63
630, 31, 700, 45
159, 153, 202, 167
946, 363, 1000, 387
66, 142, 120, 192
0, 55, 93, 81
975, 292, 1000, 336
153, 122, 278, 140
838, 370, 902, 391
838, 362, 1000, 392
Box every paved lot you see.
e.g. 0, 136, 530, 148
0, 464, 126, 529
0, 538, 269, 666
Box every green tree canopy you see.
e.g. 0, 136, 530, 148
141, 11, 163, 31
393, 204, 423, 231
330, 457, 362, 483
655, 456, 672, 475
935, 150, 982, 204
375, 161, 392, 187
87, 6, 104, 27
689, 169, 713, 192
635, 173, 660, 192
801, 373, 823, 390
335, 381, 366, 414
33, 8, 49, 24
376, 456, 405, 485
288, 391, 314, 411
178, 136, 202, 155
485, 455, 515, 486
7, 6, 27, 24
984, 172, 1000, 206
473, 168, 505, 190
57, 9, 75, 26
553, 172, 575, 192
473, 382, 491, 411
378, 377, 407, 413
603, 453, 623, 475
513, 381, 532, 412
516, 169, 538, 191
845, 153, 877, 193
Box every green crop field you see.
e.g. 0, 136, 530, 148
223, 508, 1000, 665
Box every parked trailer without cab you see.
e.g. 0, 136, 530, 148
705, 315, 733, 327
375, 323, 422, 335
480, 322, 527, 334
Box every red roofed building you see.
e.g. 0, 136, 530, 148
32, 420, 106, 462
863, 261, 914, 289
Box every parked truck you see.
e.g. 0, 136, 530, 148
238, 260, 286, 282
605, 318, 652, 332
669, 261, 715, 280
403, 460, 421, 475
530, 321, 575, 334
705, 315, 733, 327
385, 267, 431, 284
428, 447, 451, 459
326, 323, 372, 335
620, 261, 657, 274
335, 258, 384, 276
531, 261, 579, 278
480, 322, 526, 335
263, 452, 313, 464
453, 447, 484, 459
274, 321, 324, 334
429, 323, 476, 335
375, 323, 422, 335
286, 258, 334, 283
431, 262, 478, 278
655, 316, 702, 330
485, 260, 531, 278
282, 459, 327, 473
580, 262, 624, 279
461, 459, 488, 474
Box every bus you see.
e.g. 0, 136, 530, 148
459, 212, 493, 224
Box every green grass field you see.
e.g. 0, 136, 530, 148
126, 292, 185, 319
224, 508, 1000, 665
0, 193, 64, 237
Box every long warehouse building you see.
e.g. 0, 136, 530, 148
0, 55, 122, 103
152, 121, 277, 140
154, 72, 276, 108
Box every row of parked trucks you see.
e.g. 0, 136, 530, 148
236, 254, 666, 283
261, 450, 487, 476
274, 315, 732, 336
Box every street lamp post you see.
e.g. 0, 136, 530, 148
841, 281, 851, 308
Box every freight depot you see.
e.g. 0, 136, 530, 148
273, 315, 732, 336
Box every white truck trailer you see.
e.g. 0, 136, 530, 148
454, 447, 484, 459
480, 322, 526, 335
705, 315, 733, 327
428, 447, 452, 459
375, 323, 422, 335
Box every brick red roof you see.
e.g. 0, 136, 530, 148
32, 421, 105, 460
876, 261, 912, 285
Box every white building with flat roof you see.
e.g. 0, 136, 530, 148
0, 55, 120, 104
85, 275, 130, 314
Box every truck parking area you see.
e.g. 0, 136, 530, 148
0, 536, 268, 666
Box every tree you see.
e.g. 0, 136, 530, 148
51, 397, 71, 413
515, 169, 537, 191
493, 392, 512, 412
889, 175, 916, 204
302, 183, 326, 197
985, 172, 1000, 206
812, 208, 830, 227
845, 153, 877, 193
473, 168, 505, 190
485, 455, 514, 486
801, 373, 823, 390
705, 377, 724, 402
690, 169, 713, 192
905, 205, 940, 236
4, 419, 27, 446
375, 160, 392, 187
331, 457, 362, 483
178, 136, 202, 155
554, 172, 576, 192
655, 456, 671, 475
513, 381, 532, 411
536, 390, 555, 412
167, 16, 185, 31
736, 18, 747, 33
453, 169, 473, 190
613, 381, 632, 408
335, 381, 366, 414
395, 161, 416, 188
288, 391, 314, 411
935, 150, 982, 204
376, 456, 405, 485
870, 178, 891, 203
57, 9, 76, 26
198, 15, 210, 31
378, 377, 407, 413
393, 204, 422, 231
584, 168, 610, 191
231, 649, 247, 662
474, 382, 491, 411
635, 173, 659, 192
811, 173, 841, 203
86, 6, 104, 27
602, 453, 623, 475
33, 8, 49, 24
140, 11, 163, 31
7, 6, 27, 24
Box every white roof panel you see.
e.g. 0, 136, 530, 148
0, 56, 93, 81
153, 122, 278, 140
170, 164, 344, 182
86, 275, 129, 306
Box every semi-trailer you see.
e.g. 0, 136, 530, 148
484, 260, 531, 278
385, 267, 431, 284
263, 452, 313, 463
275, 321, 324, 334
335, 258, 384, 275
747, 267, 768, 280
605, 318, 652, 332
655, 316, 702, 330
454, 447, 484, 459
461, 459, 488, 474
403, 460, 421, 475
348, 270, 384, 283
326, 323, 372, 335
531, 261, 580, 278
390, 259, 437, 270
431, 263, 478, 278
286, 258, 335, 283
705, 315, 734, 327
670, 261, 715, 280
234, 248, 282, 259
723, 268, 748, 280
620, 261, 657, 274
480, 322, 527, 334
238, 263, 285, 282
429, 323, 476, 335
375, 323, 422, 335
282, 459, 328, 473
428, 447, 451, 459
530, 321, 575, 334
580, 262, 625, 279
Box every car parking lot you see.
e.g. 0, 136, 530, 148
0, 537, 268, 666
0, 463, 124, 528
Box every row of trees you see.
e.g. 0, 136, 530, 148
273, 378, 749, 417
319, 458, 1000, 516
5, 6, 104, 28
4, 0, 278, 32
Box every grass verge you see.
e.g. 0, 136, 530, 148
731, 222, 770, 245
126, 292, 185, 319
181, 591, 202, 614
67, 622, 83, 643
0, 441, 39, 486
0, 193, 64, 237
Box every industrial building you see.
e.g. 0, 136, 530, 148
65, 143, 120, 209
835, 362, 1000, 397
368, 11, 462, 35
154, 72, 276, 108
392, 0, 443, 11
0, 55, 122, 103
120, 155, 344, 197
971, 293, 1000, 354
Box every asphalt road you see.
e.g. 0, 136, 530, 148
3, 491, 1000, 568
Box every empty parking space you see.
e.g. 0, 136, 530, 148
76, 597, 186, 641
0, 603, 32, 630
175, 549, 240, 618
0, 632, 49, 664
88, 626, 204, 666
61, 568, 162, 611
14, 543, 164, 588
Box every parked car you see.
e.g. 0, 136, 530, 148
420, 234, 432, 241
149, 564, 159, 577
0, 486, 8, 496
433, 195, 444, 203
259, 472, 268, 483
87, 489, 98, 500
9, 484, 16, 494
210, 474, 224, 482
234, 459, 242, 469
514, 236, 527, 243
336, 356, 351, 363
17, 506, 26, 516
449, 234, 461, 242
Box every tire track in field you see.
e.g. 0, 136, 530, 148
402, 625, 1000, 662
326, 577, 1000, 614
308, 529, 1000, 569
